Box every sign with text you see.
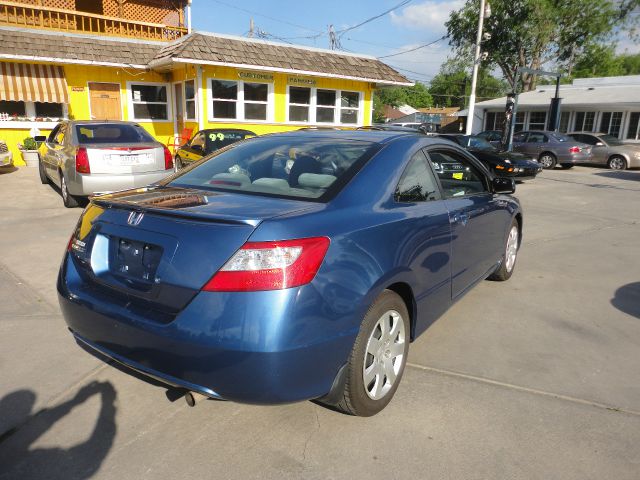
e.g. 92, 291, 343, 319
238, 71, 274, 82
288, 76, 317, 87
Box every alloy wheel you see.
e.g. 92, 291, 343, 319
609, 157, 626, 170
363, 309, 406, 400
505, 225, 519, 273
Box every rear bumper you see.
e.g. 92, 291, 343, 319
57, 253, 357, 404
69, 170, 172, 196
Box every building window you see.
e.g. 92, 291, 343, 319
287, 87, 362, 125
340, 91, 360, 124
316, 89, 337, 123
35, 102, 63, 118
210, 79, 272, 121
514, 112, 525, 132
626, 112, 640, 140
130, 83, 169, 121
0, 100, 65, 121
243, 82, 269, 120
559, 111, 570, 133
599, 112, 623, 137
574, 111, 595, 132
528, 111, 546, 130
485, 111, 505, 131
211, 80, 238, 119
184, 80, 196, 120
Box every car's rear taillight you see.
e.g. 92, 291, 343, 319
203, 237, 330, 292
75, 147, 90, 173
569, 146, 580, 154
163, 146, 174, 170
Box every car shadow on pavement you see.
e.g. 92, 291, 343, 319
611, 282, 640, 319
595, 171, 640, 182
0, 381, 117, 480
0, 166, 19, 175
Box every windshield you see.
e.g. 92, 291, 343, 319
549, 132, 571, 142
169, 136, 380, 201
456, 135, 496, 150
75, 124, 155, 144
599, 134, 624, 145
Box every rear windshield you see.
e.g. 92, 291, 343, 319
76, 124, 155, 144
168, 136, 381, 201
205, 131, 255, 153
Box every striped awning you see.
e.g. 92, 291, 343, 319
0, 63, 69, 104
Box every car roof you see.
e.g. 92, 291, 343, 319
68, 120, 142, 126
267, 129, 429, 144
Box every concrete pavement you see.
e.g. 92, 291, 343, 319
1, 165, 639, 479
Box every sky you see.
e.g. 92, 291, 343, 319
190, 0, 640, 85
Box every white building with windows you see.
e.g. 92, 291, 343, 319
470, 75, 640, 142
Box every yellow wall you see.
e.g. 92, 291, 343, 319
1, 61, 374, 165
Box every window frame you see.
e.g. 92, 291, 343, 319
207, 78, 274, 123
528, 111, 547, 130
0, 99, 66, 122
573, 111, 596, 132
599, 111, 623, 137
184, 79, 197, 121
626, 112, 640, 140
285, 86, 363, 126
127, 81, 172, 122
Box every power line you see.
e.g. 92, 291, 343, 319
377, 36, 448, 59
211, 0, 322, 35
337, 0, 413, 36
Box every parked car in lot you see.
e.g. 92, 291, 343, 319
0, 140, 12, 167
477, 130, 503, 148
174, 128, 256, 169
512, 130, 592, 169
38, 121, 174, 207
567, 132, 640, 170
58, 130, 522, 416
438, 134, 542, 181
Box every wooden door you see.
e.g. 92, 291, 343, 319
88, 82, 121, 121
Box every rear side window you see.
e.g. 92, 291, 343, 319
527, 132, 548, 143
169, 136, 380, 201
205, 131, 255, 154
395, 151, 440, 202
427, 150, 487, 198
75, 124, 155, 144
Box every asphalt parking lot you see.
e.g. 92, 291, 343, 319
0, 165, 639, 480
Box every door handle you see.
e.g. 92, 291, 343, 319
451, 212, 469, 226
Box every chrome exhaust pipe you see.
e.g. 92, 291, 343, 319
184, 391, 208, 407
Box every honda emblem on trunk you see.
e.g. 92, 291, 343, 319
127, 211, 144, 226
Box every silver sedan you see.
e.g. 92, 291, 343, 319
38, 121, 175, 207
568, 132, 640, 170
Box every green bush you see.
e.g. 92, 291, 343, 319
22, 137, 37, 150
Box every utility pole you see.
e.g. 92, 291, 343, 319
465, 0, 490, 135
248, 18, 254, 38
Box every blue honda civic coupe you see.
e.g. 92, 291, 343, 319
58, 130, 522, 416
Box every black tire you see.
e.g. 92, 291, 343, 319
175, 155, 183, 171
489, 219, 519, 281
38, 156, 48, 184
334, 290, 410, 417
608, 155, 627, 171
61, 173, 79, 208
559, 164, 574, 169
539, 152, 556, 169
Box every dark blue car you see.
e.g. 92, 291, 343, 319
58, 130, 522, 416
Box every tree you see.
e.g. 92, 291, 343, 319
375, 82, 433, 109
429, 58, 508, 108
446, 0, 640, 92
571, 43, 624, 78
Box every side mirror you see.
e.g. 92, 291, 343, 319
492, 176, 515, 194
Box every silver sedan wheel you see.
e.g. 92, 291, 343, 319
540, 154, 555, 169
61, 175, 68, 202
505, 225, 519, 273
363, 309, 406, 400
608, 157, 626, 170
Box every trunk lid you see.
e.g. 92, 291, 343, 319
82, 143, 164, 174
69, 187, 318, 318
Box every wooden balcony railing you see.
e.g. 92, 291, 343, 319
0, 1, 187, 41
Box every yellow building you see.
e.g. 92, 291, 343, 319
0, 1, 410, 165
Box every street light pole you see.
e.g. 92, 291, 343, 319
465, 0, 488, 135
